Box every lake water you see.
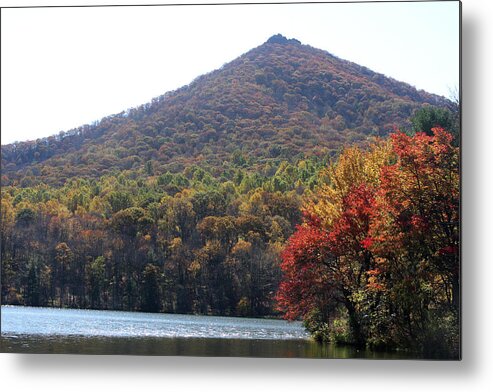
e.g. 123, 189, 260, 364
0, 305, 407, 358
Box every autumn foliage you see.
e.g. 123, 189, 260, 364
1, 156, 318, 317
1, 36, 451, 188
276, 128, 460, 357
0, 35, 459, 357
276, 216, 333, 320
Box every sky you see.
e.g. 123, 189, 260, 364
1, 1, 460, 145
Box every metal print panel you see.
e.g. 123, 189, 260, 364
0, 1, 461, 359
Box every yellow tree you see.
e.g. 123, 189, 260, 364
305, 139, 393, 228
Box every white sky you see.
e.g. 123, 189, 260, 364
1, 1, 460, 145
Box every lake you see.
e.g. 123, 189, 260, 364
0, 305, 406, 358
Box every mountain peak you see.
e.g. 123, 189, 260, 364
2, 35, 450, 186
266, 34, 301, 45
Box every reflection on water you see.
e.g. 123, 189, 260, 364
0, 306, 410, 358
0, 334, 408, 358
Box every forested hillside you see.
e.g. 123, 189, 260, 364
2, 152, 322, 315
2, 34, 451, 187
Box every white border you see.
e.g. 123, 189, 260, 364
2, 1, 492, 391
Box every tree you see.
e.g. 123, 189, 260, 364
16, 207, 36, 227
141, 264, 162, 313
86, 256, 106, 308
277, 139, 393, 343
197, 216, 236, 249
25, 262, 40, 306
54, 242, 74, 307
411, 106, 459, 145
110, 207, 148, 238
367, 128, 459, 350
306, 140, 392, 228
275, 215, 334, 322
107, 191, 133, 213
325, 184, 376, 345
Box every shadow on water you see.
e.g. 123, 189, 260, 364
0, 334, 411, 359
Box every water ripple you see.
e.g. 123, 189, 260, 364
1, 305, 309, 340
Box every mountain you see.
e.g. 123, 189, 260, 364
1, 34, 457, 317
1, 34, 451, 186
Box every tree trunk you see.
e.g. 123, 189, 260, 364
344, 294, 365, 347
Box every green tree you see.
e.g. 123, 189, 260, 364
411, 106, 458, 144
